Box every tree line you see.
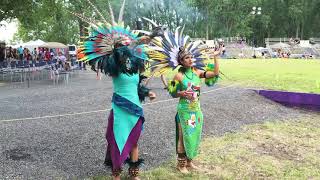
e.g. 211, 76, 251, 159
1, 0, 319, 46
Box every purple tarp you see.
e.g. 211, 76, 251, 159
255, 89, 320, 111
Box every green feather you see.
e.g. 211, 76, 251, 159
204, 63, 219, 87
168, 80, 180, 97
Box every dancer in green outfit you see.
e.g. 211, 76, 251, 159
148, 27, 221, 174
172, 48, 220, 173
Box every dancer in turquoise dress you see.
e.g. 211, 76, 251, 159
74, 1, 160, 179
103, 46, 156, 180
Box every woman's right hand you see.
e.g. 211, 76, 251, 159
181, 91, 196, 101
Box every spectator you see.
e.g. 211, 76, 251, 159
45, 48, 51, 61
0, 45, 5, 67
289, 37, 294, 45
38, 48, 43, 61
26, 49, 32, 62
17, 46, 23, 61
50, 49, 54, 60
238, 51, 245, 58
221, 45, 226, 54
277, 49, 282, 58
32, 48, 37, 60
23, 48, 28, 61
252, 54, 257, 58
58, 52, 67, 69
64, 62, 71, 71
13, 48, 18, 59
7, 46, 14, 63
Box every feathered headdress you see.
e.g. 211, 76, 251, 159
72, 0, 149, 63
148, 26, 210, 74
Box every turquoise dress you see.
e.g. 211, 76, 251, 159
112, 73, 142, 153
105, 73, 144, 170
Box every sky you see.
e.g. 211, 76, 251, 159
0, 20, 18, 43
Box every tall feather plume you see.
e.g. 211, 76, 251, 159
133, 30, 151, 35
142, 17, 159, 27
108, 0, 116, 25
179, 25, 185, 46
174, 27, 180, 46
118, 0, 126, 23
86, 0, 109, 25
69, 11, 98, 27
148, 25, 210, 75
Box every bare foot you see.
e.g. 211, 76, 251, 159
130, 177, 141, 180
113, 175, 120, 180
176, 166, 189, 174
187, 161, 201, 171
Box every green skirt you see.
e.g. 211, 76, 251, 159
175, 107, 203, 159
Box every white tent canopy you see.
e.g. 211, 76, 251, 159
32, 39, 46, 46
24, 39, 46, 51
10, 39, 46, 50
40, 42, 67, 49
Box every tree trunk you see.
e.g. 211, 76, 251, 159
79, 20, 85, 38
206, 6, 209, 39
300, 23, 303, 39
295, 24, 299, 38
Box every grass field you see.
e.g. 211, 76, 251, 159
219, 59, 320, 94
94, 116, 320, 180
162, 58, 320, 94
139, 116, 320, 179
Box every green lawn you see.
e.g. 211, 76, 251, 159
140, 116, 320, 179
94, 116, 320, 180
219, 59, 320, 94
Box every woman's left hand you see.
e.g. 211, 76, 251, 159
148, 91, 156, 101
213, 50, 221, 57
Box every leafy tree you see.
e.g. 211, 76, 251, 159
16, 0, 79, 44
0, 0, 35, 23
2, 0, 320, 46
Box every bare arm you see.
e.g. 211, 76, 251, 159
198, 46, 222, 78
199, 55, 219, 78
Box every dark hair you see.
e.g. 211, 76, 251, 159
177, 47, 192, 65
178, 66, 187, 73
103, 46, 146, 77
